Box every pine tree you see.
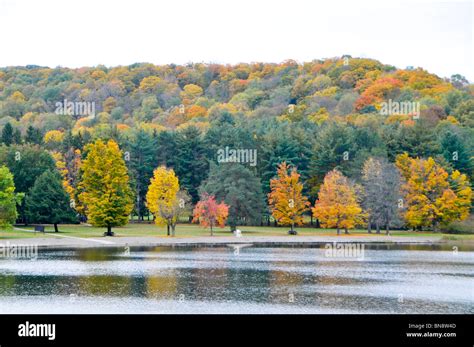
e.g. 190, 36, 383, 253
128, 129, 158, 220
260, 133, 304, 196
1, 123, 14, 146
13, 128, 22, 144
204, 119, 256, 160
0, 145, 56, 223
2, 145, 56, 194
25, 170, 77, 231
200, 162, 265, 231
78, 140, 133, 236
439, 129, 473, 181
307, 123, 356, 199
383, 121, 439, 160
155, 130, 178, 168
25, 126, 43, 145
174, 126, 209, 203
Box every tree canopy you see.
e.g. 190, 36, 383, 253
0, 59, 472, 233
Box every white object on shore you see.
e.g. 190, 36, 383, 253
234, 229, 242, 237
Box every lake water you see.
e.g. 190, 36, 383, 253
0, 244, 473, 314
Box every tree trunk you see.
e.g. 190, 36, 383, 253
337, 226, 340, 235
106, 225, 113, 236
367, 218, 372, 234
291, 223, 294, 232
54, 223, 59, 232
167, 224, 170, 236
386, 224, 390, 235
171, 224, 176, 237
344, 227, 349, 235
136, 187, 141, 221
210, 224, 214, 236
376, 222, 381, 234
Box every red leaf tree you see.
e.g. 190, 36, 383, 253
192, 194, 229, 236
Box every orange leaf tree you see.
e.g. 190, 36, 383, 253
192, 193, 229, 236
268, 162, 309, 233
312, 169, 364, 234
395, 153, 472, 231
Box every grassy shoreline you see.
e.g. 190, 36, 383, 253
1, 223, 473, 243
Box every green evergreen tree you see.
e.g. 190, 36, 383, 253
25, 170, 77, 231
382, 121, 440, 160
13, 128, 22, 144
200, 162, 265, 231
127, 129, 158, 220
155, 130, 178, 168
25, 126, 43, 145
1, 123, 14, 146
0, 145, 56, 223
440, 129, 474, 180
0, 145, 56, 193
204, 118, 256, 159
307, 122, 356, 199
259, 131, 304, 195
174, 126, 209, 203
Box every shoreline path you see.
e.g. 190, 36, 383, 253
1, 231, 445, 250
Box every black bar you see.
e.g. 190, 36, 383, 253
0, 314, 472, 346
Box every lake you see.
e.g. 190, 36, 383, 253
0, 244, 473, 314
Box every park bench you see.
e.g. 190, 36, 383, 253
34, 225, 45, 233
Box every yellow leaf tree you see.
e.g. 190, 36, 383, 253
44, 130, 64, 147
396, 153, 472, 231
145, 166, 181, 236
78, 140, 133, 236
52, 149, 83, 214
268, 162, 310, 234
181, 84, 203, 103
312, 169, 364, 235
448, 170, 472, 221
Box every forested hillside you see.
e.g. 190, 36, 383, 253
0, 57, 472, 232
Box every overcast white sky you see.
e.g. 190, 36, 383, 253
0, 0, 472, 80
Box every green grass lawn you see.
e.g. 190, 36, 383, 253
1, 223, 472, 241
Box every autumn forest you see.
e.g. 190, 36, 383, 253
0, 57, 472, 234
